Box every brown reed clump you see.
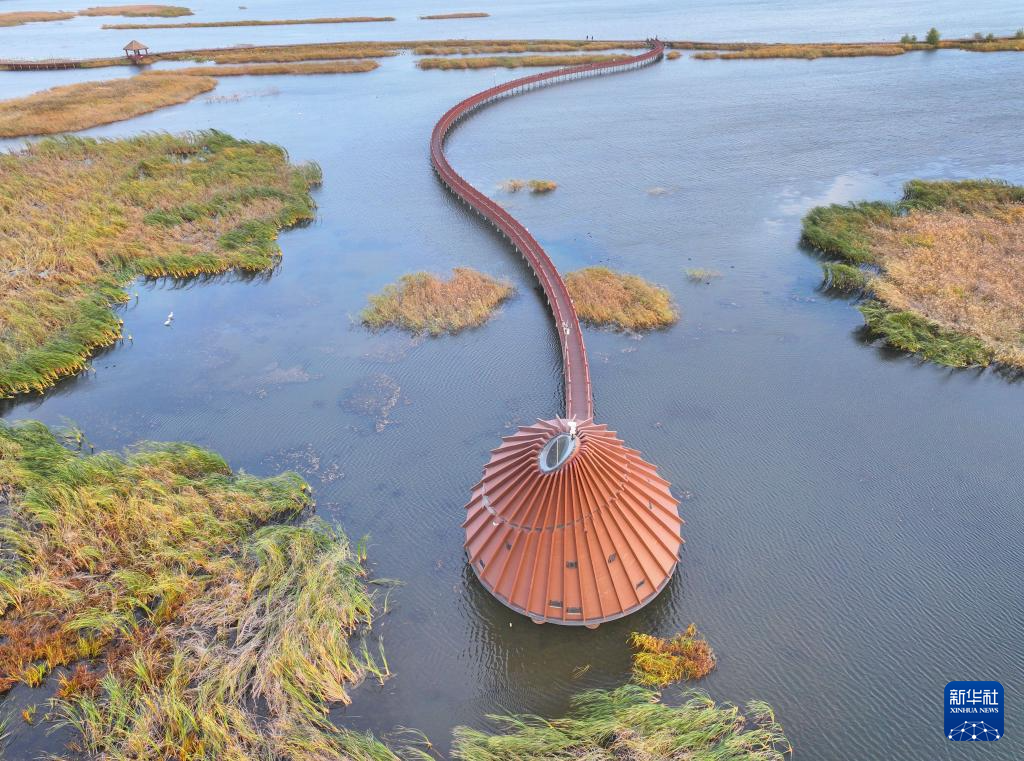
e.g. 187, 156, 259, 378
0, 74, 215, 137
361, 268, 515, 336
0, 132, 321, 398
78, 4, 192, 16
528, 179, 558, 193
566, 267, 678, 331
0, 11, 75, 26
666, 50, 682, 59
630, 624, 717, 687
418, 53, 624, 69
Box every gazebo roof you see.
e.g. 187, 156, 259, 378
123, 40, 149, 52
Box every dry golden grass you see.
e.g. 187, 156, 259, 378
630, 625, 717, 687
870, 208, 1024, 366
0, 11, 75, 26
419, 53, 623, 69
361, 268, 515, 336
666, 50, 682, 59
566, 267, 678, 331
419, 12, 489, 19
0, 132, 321, 397
78, 4, 192, 16
153, 60, 379, 76
0, 74, 214, 137
202, 42, 397, 64
102, 15, 395, 29
412, 39, 642, 54
942, 37, 1024, 52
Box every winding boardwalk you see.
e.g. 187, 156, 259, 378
430, 40, 665, 421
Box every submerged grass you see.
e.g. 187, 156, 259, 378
0, 420, 392, 759
361, 268, 515, 336
418, 53, 623, 69
450, 684, 791, 760
630, 625, 717, 687
152, 60, 379, 76
0, 131, 321, 397
0, 11, 75, 26
0, 74, 215, 137
802, 179, 1024, 368
78, 4, 192, 16
103, 16, 394, 29
566, 267, 678, 331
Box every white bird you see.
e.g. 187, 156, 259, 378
164, 312, 174, 326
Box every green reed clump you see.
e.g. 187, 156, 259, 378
800, 201, 896, 264
821, 261, 870, 292
859, 301, 993, 367
450, 684, 791, 760
361, 268, 515, 336
901, 178, 1024, 212
0, 131, 321, 398
0, 420, 392, 759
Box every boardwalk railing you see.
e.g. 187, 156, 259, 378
430, 41, 664, 421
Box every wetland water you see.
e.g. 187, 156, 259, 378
2, 2, 1023, 759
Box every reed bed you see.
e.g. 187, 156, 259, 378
566, 267, 678, 331
361, 268, 515, 336
78, 4, 192, 16
203, 42, 398, 64
630, 625, 717, 687
0, 74, 215, 137
419, 53, 623, 69
0, 420, 392, 758
103, 15, 395, 29
499, 178, 557, 193
0, 11, 75, 26
802, 179, 1024, 367
687, 36, 1024, 60
666, 50, 682, 59
450, 685, 791, 760
694, 43, 906, 60
0, 132, 321, 397
154, 60, 379, 76
411, 39, 642, 54
419, 12, 489, 19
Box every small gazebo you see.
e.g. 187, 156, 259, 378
123, 40, 150, 61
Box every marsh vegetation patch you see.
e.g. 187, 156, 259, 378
0, 131, 321, 397
630, 624, 717, 687
361, 268, 515, 336
566, 267, 678, 331
0, 420, 389, 758
803, 179, 1024, 368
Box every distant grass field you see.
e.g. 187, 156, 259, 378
0, 132, 321, 397
0, 74, 215, 137
419, 53, 624, 69
419, 12, 489, 19
566, 267, 678, 331
361, 268, 515, 336
78, 4, 192, 17
803, 179, 1024, 368
0, 11, 75, 26
103, 15, 395, 29
152, 60, 379, 76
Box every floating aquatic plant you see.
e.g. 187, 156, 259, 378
630, 624, 717, 687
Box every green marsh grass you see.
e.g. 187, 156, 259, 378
361, 268, 515, 336
450, 684, 791, 760
802, 179, 1024, 368
0, 420, 392, 759
0, 132, 321, 397
566, 267, 678, 331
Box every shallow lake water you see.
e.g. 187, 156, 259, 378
2, 2, 1023, 759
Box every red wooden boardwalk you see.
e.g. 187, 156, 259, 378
430, 41, 665, 421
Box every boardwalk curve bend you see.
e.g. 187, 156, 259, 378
432, 41, 684, 628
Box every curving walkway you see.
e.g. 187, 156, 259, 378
430, 41, 665, 421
